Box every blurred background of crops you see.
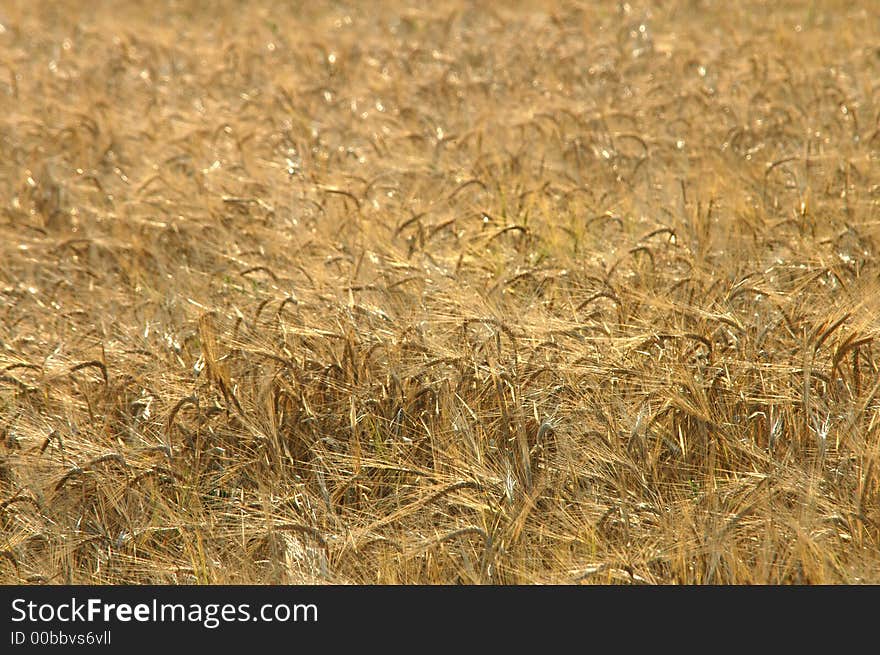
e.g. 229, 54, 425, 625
1, 0, 878, 584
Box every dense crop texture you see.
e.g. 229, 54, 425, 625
1, 0, 878, 584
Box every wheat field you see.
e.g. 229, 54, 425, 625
1, 0, 878, 584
